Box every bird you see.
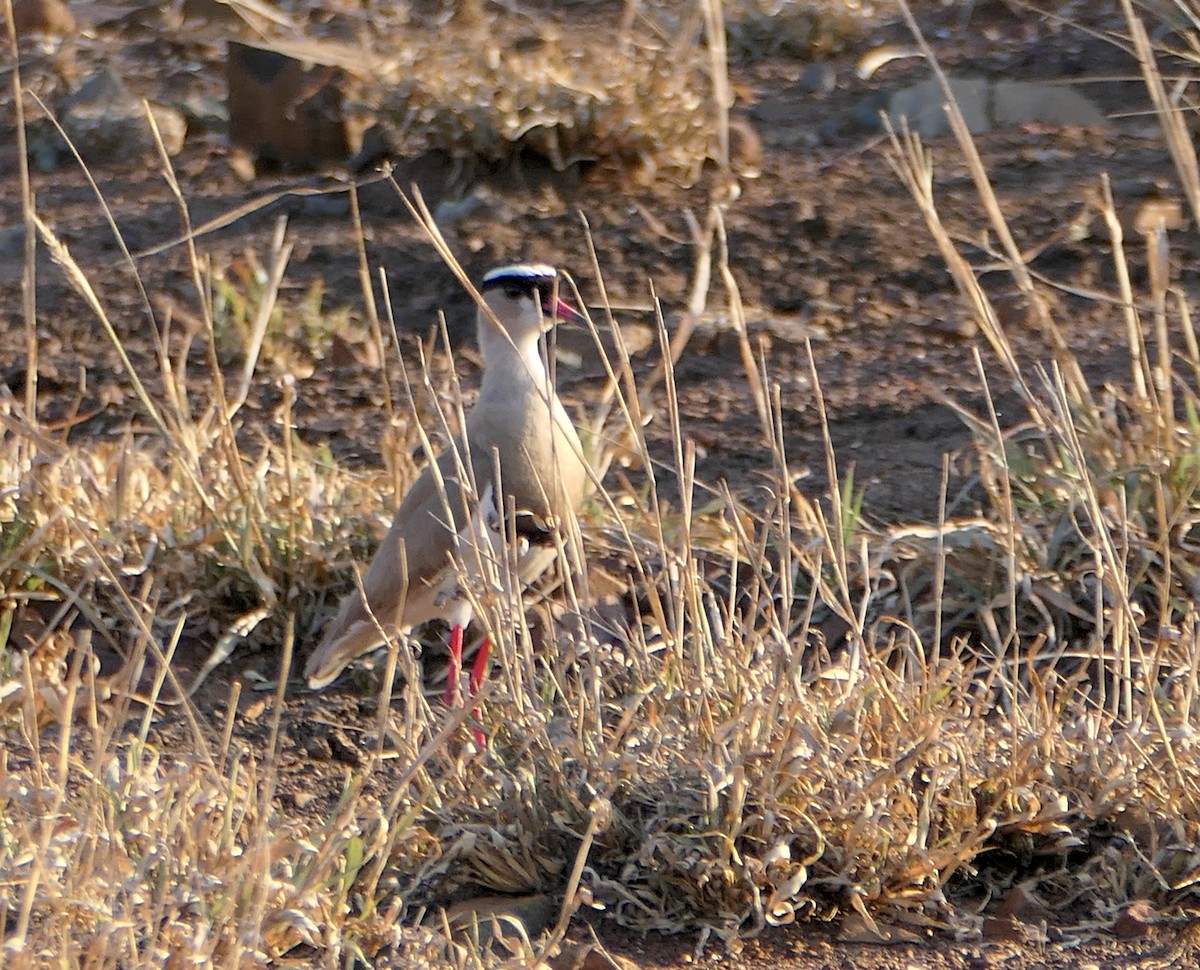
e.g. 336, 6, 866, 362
304, 263, 590, 708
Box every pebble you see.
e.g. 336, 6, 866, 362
800, 61, 836, 95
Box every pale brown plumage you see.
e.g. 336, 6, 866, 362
304, 264, 588, 690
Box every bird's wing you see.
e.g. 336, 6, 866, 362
304, 441, 477, 689
433, 482, 502, 615
437, 484, 563, 635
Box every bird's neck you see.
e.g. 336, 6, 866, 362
477, 326, 549, 392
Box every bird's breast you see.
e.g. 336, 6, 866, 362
466, 392, 585, 518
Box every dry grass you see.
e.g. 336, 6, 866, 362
364, 0, 870, 183
361, 1, 715, 184
384, 19, 710, 181
5, 1, 1200, 966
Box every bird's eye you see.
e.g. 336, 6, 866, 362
503, 284, 527, 300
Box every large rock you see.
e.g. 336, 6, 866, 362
879, 76, 1107, 139
56, 66, 187, 166
11, 0, 75, 38
227, 40, 352, 172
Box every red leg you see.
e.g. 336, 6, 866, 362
445, 624, 464, 706
468, 636, 492, 696
468, 637, 492, 751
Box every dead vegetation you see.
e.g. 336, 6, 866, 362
4, 0, 1200, 966
366, 0, 869, 180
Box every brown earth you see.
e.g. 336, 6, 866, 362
3, 0, 1197, 966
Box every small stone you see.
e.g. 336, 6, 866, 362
925, 314, 978, 340
227, 146, 258, 182
147, 103, 187, 157
175, 93, 230, 133
1114, 900, 1159, 938
301, 735, 331, 760
327, 728, 363, 767
728, 117, 763, 178
799, 62, 836, 95
290, 790, 317, 809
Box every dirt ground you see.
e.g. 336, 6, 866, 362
3, 0, 1196, 966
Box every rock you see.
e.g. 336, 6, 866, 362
884, 76, 991, 139
57, 67, 187, 165
879, 76, 1106, 139
11, 0, 75, 37
444, 893, 557, 951
1113, 900, 1159, 938
1132, 197, 1184, 235
175, 92, 229, 133
799, 62, 836, 95
995, 882, 1051, 925
0, 223, 22, 255
227, 40, 351, 172
549, 944, 642, 970
728, 116, 763, 178
992, 80, 1106, 129
984, 883, 1051, 941
146, 103, 187, 156
981, 915, 1047, 944
836, 910, 922, 944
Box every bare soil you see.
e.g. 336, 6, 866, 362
2, 1, 1194, 965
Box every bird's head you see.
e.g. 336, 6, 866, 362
479, 264, 584, 344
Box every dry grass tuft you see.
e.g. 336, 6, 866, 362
376, 0, 872, 181
724, 0, 873, 60
386, 20, 709, 181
